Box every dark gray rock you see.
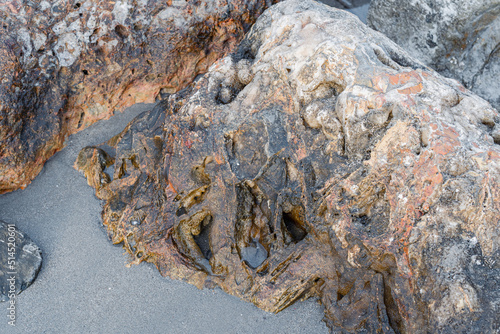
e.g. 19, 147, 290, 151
368, 0, 500, 110
319, 0, 370, 9
0, 220, 42, 302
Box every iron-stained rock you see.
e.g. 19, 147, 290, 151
0, 220, 42, 302
0, 0, 278, 193
368, 0, 500, 110
77, 1, 500, 333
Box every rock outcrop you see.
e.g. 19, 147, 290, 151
0, 221, 42, 302
368, 0, 500, 111
77, 1, 500, 332
0, 0, 277, 194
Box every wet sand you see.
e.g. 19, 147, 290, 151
0, 103, 328, 334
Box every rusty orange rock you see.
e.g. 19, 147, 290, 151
0, 0, 278, 193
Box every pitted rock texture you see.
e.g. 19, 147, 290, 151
368, 0, 500, 111
76, 1, 500, 333
0, 0, 278, 194
0, 220, 42, 302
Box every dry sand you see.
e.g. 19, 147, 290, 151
0, 103, 328, 334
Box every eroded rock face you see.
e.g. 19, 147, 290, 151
0, 0, 278, 193
368, 0, 500, 111
0, 220, 42, 302
76, 1, 500, 332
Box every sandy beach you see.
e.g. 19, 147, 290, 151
0, 103, 328, 333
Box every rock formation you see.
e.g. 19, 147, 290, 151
0, 0, 278, 194
76, 0, 500, 332
368, 0, 500, 111
0, 221, 42, 302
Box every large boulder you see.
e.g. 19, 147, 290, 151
77, 1, 500, 333
368, 0, 500, 110
0, 0, 278, 194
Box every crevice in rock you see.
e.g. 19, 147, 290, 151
383, 276, 405, 334
77, 112, 85, 128
193, 214, 213, 260
282, 208, 308, 243
373, 46, 400, 70
385, 46, 426, 70
234, 182, 272, 265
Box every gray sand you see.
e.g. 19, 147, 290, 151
0, 103, 328, 334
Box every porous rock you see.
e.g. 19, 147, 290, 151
0, 220, 42, 302
368, 0, 500, 110
0, 0, 278, 193
77, 1, 500, 332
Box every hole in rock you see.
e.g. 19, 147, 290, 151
282, 209, 307, 243
74, 2, 81, 9
216, 85, 237, 104
193, 215, 213, 260
234, 37, 259, 61
129, 155, 140, 169
133, 22, 143, 31
82, 69, 89, 75
358, 215, 370, 226
481, 118, 495, 128
115, 24, 129, 39
118, 159, 130, 179
176, 206, 187, 217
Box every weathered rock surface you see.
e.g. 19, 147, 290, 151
76, 1, 500, 332
368, 0, 500, 111
0, 0, 278, 194
0, 220, 42, 302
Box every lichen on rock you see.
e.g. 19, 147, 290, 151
76, 1, 500, 333
0, 0, 278, 193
